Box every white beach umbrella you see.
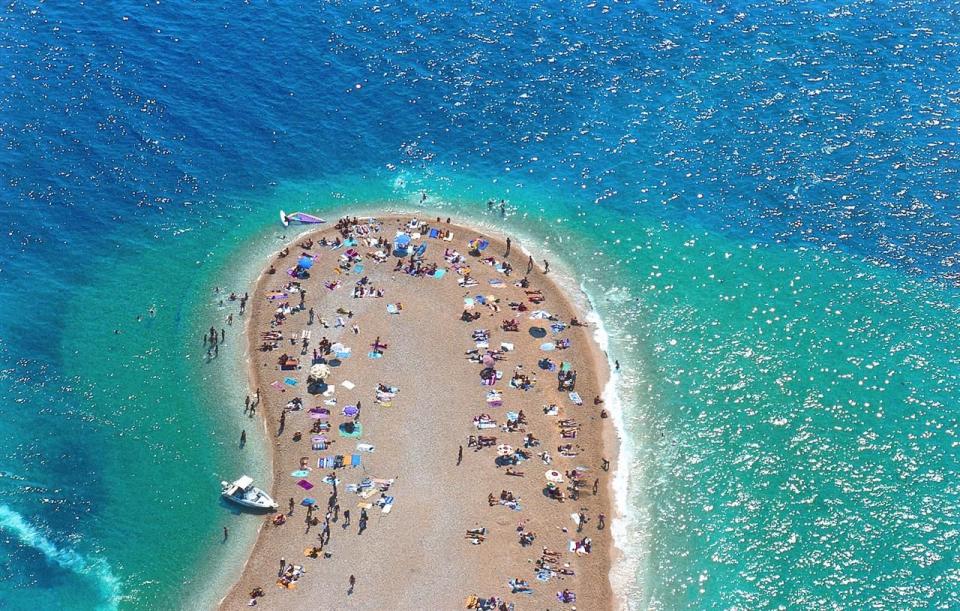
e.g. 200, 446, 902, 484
545, 470, 564, 483
497, 444, 514, 457
309, 364, 332, 380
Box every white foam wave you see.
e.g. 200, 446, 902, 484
0, 505, 122, 610
583, 290, 640, 611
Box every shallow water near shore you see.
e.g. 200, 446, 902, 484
2, 1, 960, 609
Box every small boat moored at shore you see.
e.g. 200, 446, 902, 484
221, 475, 278, 510
280, 210, 326, 227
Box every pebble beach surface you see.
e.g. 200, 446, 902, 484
220, 215, 616, 610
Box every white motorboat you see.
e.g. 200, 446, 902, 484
220, 475, 278, 510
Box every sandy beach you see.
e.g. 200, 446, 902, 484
219, 214, 617, 610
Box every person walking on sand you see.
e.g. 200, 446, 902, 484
505, 237, 511, 256
343, 509, 351, 527
348, 574, 356, 595
593, 478, 599, 495
289, 497, 295, 515
527, 255, 534, 274
457, 444, 463, 466
278, 557, 285, 576
543, 259, 550, 273
598, 512, 606, 530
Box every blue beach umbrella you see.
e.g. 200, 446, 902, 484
298, 256, 314, 269
395, 234, 411, 247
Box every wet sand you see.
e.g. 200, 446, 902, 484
220, 215, 617, 610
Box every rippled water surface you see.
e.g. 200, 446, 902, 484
1, 1, 958, 609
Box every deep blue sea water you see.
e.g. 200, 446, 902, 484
1, 1, 959, 609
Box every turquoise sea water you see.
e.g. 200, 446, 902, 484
1, 2, 959, 609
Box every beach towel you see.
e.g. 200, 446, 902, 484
489, 279, 505, 288
353, 264, 364, 274
338, 422, 363, 438
478, 240, 489, 251
443, 232, 454, 241
433, 268, 446, 279
296, 479, 314, 491
270, 381, 284, 391
368, 351, 383, 359
350, 454, 362, 468
356, 443, 375, 453
341, 380, 355, 390
500, 342, 514, 352
291, 470, 310, 477
284, 377, 298, 385
569, 392, 583, 406
386, 303, 400, 314
540, 342, 556, 351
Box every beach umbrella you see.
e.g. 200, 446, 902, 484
309, 363, 332, 380
482, 354, 496, 368
298, 256, 314, 269
497, 444, 514, 457
545, 470, 564, 483
395, 234, 411, 247
301, 497, 317, 507
342, 405, 359, 417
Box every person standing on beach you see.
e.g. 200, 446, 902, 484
223, 526, 228, 541
244, 395, 250, 412
288, 497, 295, 515
598, 512, 606, 530
457, 444, 463, 466
527, 255, 534, 274
240, 430, 246, 447
543, 259, 550, 273
348, 574, 356, 595
343, 509, 350, 527
505, 237, 511, 256
593, 478, 599, 495
278, 557, 285, 576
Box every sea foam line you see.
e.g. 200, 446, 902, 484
0, 504, 122, 610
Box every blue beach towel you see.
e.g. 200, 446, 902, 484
433, 268, 446, 279
284, 377, 298, 385
429, 228, 440, 238
350, 454, 361, 468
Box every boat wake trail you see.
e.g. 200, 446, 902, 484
0, 504, 122, 610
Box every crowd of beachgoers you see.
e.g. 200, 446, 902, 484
219, 215, 614, 610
